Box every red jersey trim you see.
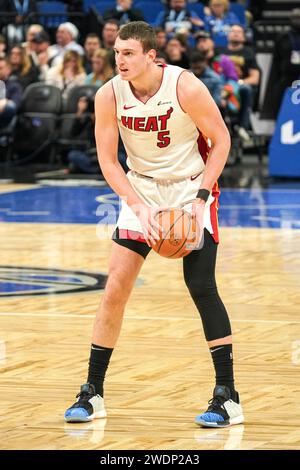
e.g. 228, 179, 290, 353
176, 69, 189, 114
128, 64, 166, 105
196, 130, 220, 243
111, 80, 117, 112
197, 129, 211, 164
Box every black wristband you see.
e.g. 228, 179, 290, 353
196, 188, 210, 202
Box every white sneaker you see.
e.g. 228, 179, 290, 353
195, 385, 244, 428
64, 383, 107, 423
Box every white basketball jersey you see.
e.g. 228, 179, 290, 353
112, 64, 206, 179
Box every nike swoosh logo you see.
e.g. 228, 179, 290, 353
123, 105, 136, 110
191, 173, 201, 181
211, 346, 225, 353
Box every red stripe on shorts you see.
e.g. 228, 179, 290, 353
118, 229, 147, 243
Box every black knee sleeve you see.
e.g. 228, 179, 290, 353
183, 230, 232, 342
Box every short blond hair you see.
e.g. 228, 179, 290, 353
209, 0, 230, 13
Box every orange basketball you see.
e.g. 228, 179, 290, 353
151, 208, 200, 259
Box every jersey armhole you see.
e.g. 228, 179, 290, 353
176, 69, 190, 114
111, 79, 117, 115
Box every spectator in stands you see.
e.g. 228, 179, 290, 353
67, 95, 128, 174
101, 20, 119, 69
190, 50, 222, 106
196, 33, 235, 77
85, 48, 114, 88
67, 95, 98, 174
155, 27, 167, 56
220, 24, 260, 87
45, 50, 86, 101
156, 0, 204, 38
9, 44, 39, 89
22, 24, 43, 53
267, 8, 300, 118
102, 19, 119, 50
203, 0, 250, 20
48, 22, 84, 67
0, 56, 22, 129
0, 34, 7, 58
220, 24, 260, 131
197, 34, 249, 139
31, 31, 51, 80
0, 0, 37, 48
165, 37, 190, 69
174, 31, 194, 57
83, 33, 102, 74
22, 24, 45, 67
103, 0, 144, 25
204, 0, 240, 46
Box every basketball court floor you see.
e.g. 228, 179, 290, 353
0, 179, 300, 450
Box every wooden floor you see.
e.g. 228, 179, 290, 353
0, 185, 300, 450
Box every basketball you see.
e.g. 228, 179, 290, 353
151, 208, 200, 259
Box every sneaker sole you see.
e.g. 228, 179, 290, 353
195, 415, 244, 428
64, 409, 107, 423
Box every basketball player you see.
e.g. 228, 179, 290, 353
65, 21, 244, 428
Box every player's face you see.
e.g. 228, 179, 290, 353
114, 37, 155, 81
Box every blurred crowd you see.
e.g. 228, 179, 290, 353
0, 0, 300, 173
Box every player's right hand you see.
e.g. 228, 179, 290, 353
135, 204, 163, 247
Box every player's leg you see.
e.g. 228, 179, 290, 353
183, 230, 244, 428
65, 239, 150, 422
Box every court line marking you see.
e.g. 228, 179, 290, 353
0, 312, 299, 325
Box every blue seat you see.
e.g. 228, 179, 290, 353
36, 1, 67, 28
135, 1, 164, 25
187, 3, 205, 20
83, 0, 95, 12
211, 31, 229, 47
230, 3, 246, 26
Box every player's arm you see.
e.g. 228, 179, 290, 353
177, 71, 231, 194
94, 82, 160, 243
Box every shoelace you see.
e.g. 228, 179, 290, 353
76, 390, 93, 401
207, 396, 226, 412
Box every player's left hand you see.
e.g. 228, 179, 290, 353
191, 199, 205, 250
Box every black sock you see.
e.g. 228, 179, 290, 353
210, 344, 235, 396
87, 343, 113, 397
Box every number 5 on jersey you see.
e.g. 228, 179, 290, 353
157, 131, 170, 148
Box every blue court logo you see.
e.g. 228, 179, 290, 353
0, 266, 107, 297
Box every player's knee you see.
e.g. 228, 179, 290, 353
184, 274, 217, 300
